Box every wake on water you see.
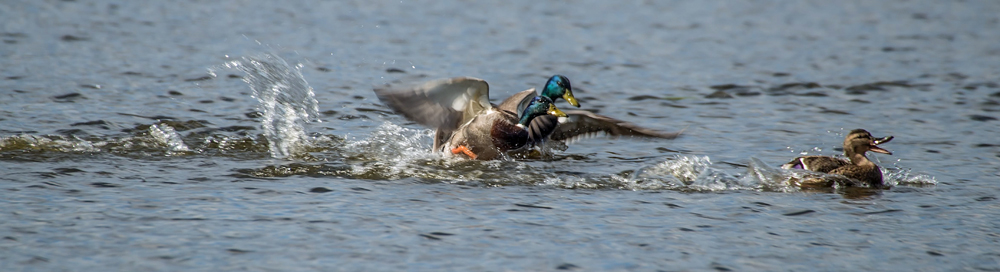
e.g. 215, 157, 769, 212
328, 122, 935, 191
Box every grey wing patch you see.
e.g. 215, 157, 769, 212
549, 110, 682, 142
373, 77, 491, 131
495, 88, 538, 114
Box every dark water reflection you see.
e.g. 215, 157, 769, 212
2, 0, 1000, 270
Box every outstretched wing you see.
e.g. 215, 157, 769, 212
373, 77, 492, 131
494, 88, 537, 114
548, 110, 682, 142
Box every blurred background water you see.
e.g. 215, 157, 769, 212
1, 0, 999, 270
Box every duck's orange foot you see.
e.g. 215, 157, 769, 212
451, 145, 478, 160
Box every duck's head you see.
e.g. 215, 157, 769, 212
844, 129, 893, 156
542, 75, 580, 108
518, 96, 567, 126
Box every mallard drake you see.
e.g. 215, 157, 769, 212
374, 77, 567, 160
375, 76, 681, 160
781, 129, 894, 188
444, 96, 568, 160
498, 78, 682, 147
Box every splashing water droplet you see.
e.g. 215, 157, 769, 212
884, 167, 938, 187
149, 124, 189, 153
341, 122, 441, 180
224, 53, 320, 158
625, 155, 747, 191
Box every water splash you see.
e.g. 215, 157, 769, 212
745, 157, 801, 192
148, 124, 189, 153
0, 134, 100, 154
332, 122, 554, 185
629, 155, 711, 188
342, 122, 441, 179
221, 53, 320, 158
884, 168, 938, 187
626, 155, 752, 191
0, 123, 204, 159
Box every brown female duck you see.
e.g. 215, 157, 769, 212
781, 129, 894, 188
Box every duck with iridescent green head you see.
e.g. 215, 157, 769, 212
497, 75, 681, 146
442, 96, 568, 160
374, 76, 681, 160
374, 77, 566, 160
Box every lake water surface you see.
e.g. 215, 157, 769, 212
2, 0, 999, 271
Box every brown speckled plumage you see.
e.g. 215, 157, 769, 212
374, 77, 562, 160
782, 129, 894, 188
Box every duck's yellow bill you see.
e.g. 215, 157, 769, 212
563, 93, 580, 107
548, 104, 568, 117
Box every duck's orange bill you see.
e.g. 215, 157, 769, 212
451, 145, 478, 160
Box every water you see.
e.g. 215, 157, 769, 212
218, 53, 321, 158
2, 0, 999, 270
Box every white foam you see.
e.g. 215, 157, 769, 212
627, 155, 749, 191
148, 124, 190, 153
343, 122, 440, 179
884, 168, 938, 186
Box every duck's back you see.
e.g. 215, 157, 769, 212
781, 156, 850, 173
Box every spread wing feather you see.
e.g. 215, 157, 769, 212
373, 77, 492, 131
549, 110, 682, 142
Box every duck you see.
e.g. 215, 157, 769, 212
442, 96, 568, 160
374, 77, 567, 160
496, 75, 682, 149
374, 76, 681, 160
781, 129, 894, 188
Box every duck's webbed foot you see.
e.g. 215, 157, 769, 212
451, 145, 478, 160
